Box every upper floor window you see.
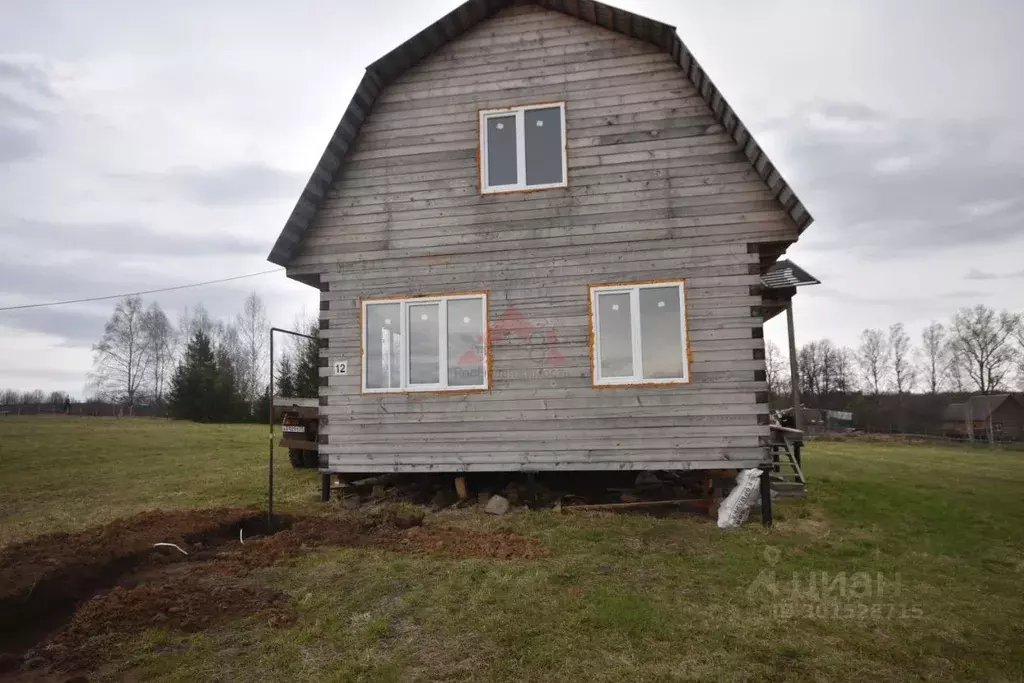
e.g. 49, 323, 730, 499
589, 281, 690, 387
362, 293, 488, 393
480, 102, 567, 194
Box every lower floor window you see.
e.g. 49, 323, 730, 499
590, 281, 690, 386
362, 293, 488, 392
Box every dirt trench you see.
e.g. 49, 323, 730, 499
0, 507, 549, 679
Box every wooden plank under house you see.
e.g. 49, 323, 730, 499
266, 0, 821, 518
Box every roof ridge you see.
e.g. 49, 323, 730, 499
268, 0, 813, 267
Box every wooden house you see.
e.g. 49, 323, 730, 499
942, 395, 1024, 442
267, 0, 817, 511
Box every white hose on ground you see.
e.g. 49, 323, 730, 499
153, 542, 189, 555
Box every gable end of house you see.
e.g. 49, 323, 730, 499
267, 0, 813, 270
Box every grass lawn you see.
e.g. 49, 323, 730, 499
2, 416, 1023, 681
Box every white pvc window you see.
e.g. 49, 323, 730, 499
480, 103, 567, 193
362, 294, 488, 393
591, 281, 690, 386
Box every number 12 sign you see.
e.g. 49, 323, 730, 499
333, 360, 348, 376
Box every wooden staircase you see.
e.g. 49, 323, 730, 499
768, 425, 807, 498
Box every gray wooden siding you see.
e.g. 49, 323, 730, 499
291, 5, 798, 472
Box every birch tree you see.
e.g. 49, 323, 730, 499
236, 292, 269, 404
889, 323, 915, 396
857, 328, 891, 395
89, 295, 151, 411
918, 321, 947, 394
143, 302, 175, 403
1010, 315, 1024, 390
949, 305, 1019, 394
764, 340, 786, 404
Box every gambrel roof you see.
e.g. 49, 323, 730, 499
268, 0, 814, 268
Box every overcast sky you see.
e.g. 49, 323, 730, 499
2, 0, 1022, 395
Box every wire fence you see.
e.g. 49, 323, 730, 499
809, 430, 1024, 448
0, 402, 168, 418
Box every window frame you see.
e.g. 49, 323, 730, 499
479, 102, 568, 194
360, 292, 489, 394
589, 280, 691, 387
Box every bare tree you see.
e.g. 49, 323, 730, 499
236, 292, 269, 404
765, 340, 789, 404
178, 304, 221, 349
89, 295, 152, 411
143, 302, 175, 403
21, 389, 45, 404
795, 340, 854, 402
856, 328, 891, 395
946, 342, 967, 393
918, 321, 947, 393
0, 388, 19, 405
797, 340, 824, 401
819, 340, 844, 397
949, 305, 1020, 394
889, 323, 915, 396
832, 346, 856, 394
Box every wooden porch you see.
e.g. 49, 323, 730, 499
761, 259, 819, 499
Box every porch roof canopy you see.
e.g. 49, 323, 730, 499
761, 259, 820, 322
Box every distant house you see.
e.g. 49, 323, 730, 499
942, 395, 1024, 441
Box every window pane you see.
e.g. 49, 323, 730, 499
365, 303, 401, 389
447, 298, 485, 386
486, 115, 517, 187
408, 303, 440, 385
524, 107, 563, 186
639, 287, 685, 380
597, 292, 633, 378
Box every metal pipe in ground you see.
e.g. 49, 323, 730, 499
267, 326, 318, 534
759, 466, 773, 527
268, 329, 275, 533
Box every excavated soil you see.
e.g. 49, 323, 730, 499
0, 507, 549, 679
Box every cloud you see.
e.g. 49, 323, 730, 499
124, 163, 305, 206
940, 290, 990, 300
0, 308, 108, 346
965, 267, 1024, 281
966, 268, 999, 281
0, 60, 58, 99
1, 218, 268, 259
0, 124, 43, 163
0, 59, 59, 163
771, 101, 1024, 257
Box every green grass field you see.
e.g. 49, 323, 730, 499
2, 416, 1023, 681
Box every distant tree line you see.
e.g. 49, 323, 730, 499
767, 304, 1024, 433
0, 389, 70, 408
81, 293, 319, 423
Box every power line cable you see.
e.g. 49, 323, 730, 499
0, 268, 286, 312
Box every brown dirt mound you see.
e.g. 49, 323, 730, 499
0, 506, 549, 678
30, 576, 295, 674
67, 577, 296, 635
249, 513, 551, 564
0, 508, 263, 600
0, 508, 267, 656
